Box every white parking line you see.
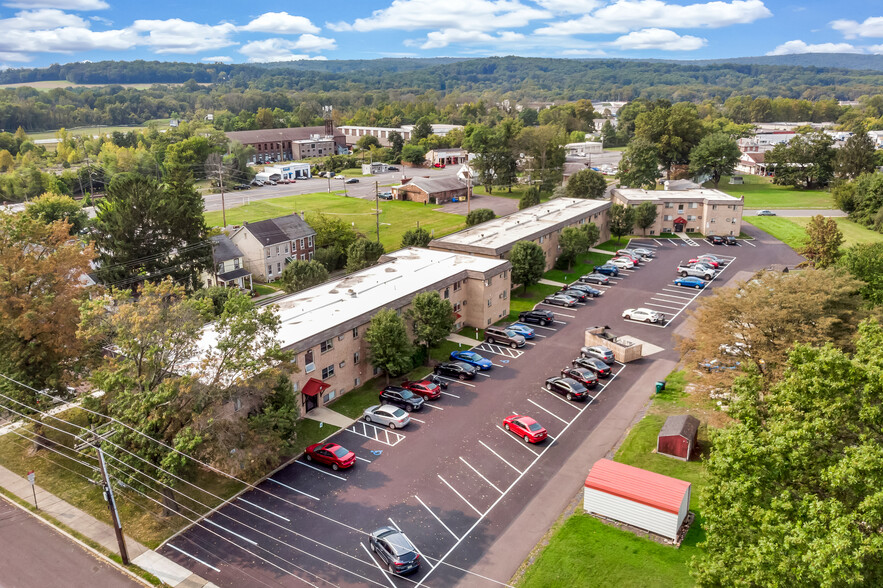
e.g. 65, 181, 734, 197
438, 475, 483, 516
646, 302, 683, 311
355, 456, 372, 463
346, 421, 408, 447
410, 417, 426, 424
478, 440, 522, 474
207, 519, 258, 545
440, 391, 460, 399
296, 460, 348, 481
425, 403, 444, 410
432, 374, 476, 387
743, 239, 756, 247
459, 457, 503, 494
622, 318, 668, 328
552, 320, 568, 325
523, 342, 536, 346
415, 495, 460, 541
238, 497, 290, 522
653, 239, 665, 245
530, 333, 547, 338
267, 478, 320, 501
541, 307, 576, 317
659, 290, 695, 298
649, 299, 686, 308
531, 324, 557, 332
541, 387, 581, 409
527, 398, 569, 424
168, 544, 221, 573
360, 543, 398, 588
495, 425, 540, 455
476, 372, 491, 378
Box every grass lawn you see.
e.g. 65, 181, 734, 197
203, 192, 466, 252
710, 175, 833, 209
543, 252, 613, 284
603, 146, 626, 152
471, 185, 531, 201
456, 326, 486, 342
746, 216, 883, 251
296, 419, 340, 449
789, 216, 883, 248
252, 284, 280, 296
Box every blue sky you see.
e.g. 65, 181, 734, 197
1, 1, 882, 67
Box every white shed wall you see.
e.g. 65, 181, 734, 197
678, 486, 691, 523
584, 488, 681, 539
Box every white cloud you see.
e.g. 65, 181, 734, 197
1, 9, 87, 31
129, 19, 238, 54
767, 40, 863, 55
611, 28, 706, 50
329, 0, 550, 33
831, 17, 883, 39
534, 0, 602, 14
202, 55, 233, 63
560, 48, 607, 56
3, 0, 108, 9
239, 37, 336, 62
870, 44, 883, 55
240, 12, 320, 35
421, 29, 495, 49
536, 0, 771, 36
0, 10, 136, 59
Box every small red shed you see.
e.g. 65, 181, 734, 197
656, 415, 700, 461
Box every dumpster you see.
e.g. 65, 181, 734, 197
655, 381, 666, 393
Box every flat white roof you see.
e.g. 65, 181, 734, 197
613, 188, 743, 203
431, 198, 610, 252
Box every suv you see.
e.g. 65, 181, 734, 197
581, 345, 615, 364
379, 386, 424, 412
484, 326, 526, 348
369, 527, 421, 574
518, 309, 555, 326
677, 262, 716, 280
593, 264, 619, 276
725, 235, 737, 245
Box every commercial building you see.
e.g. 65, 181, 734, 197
429, 198, 612, 271
425, 148, 468, 166
256, 163, 312, 182
262, 248, 511, 414
229, 214, 316, 282
338, 124, 464, 147
392, 176, 468, 204
565, 141, 603, 156
225, 126, 347, 164
611, 187, 744, 236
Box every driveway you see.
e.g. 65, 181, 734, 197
437, 193, 519, 217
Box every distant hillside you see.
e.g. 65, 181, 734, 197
679, 53, 883, 72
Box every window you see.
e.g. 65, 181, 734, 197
538, 236, 544, 244
373, 366, 380, 375
354, 352, 360, 364
485, 277, 493, 287
339, 360, 346, 368
650, 230, 655, 235
275, 246, 280, 255
500, 291, 508, 299
309, 251, 314, 260
352, 327, 359, 338
354, 377, 360, 387
284, 244, 289, 254
320, 339, 333, 353
663, 215, 672, 221
267, 264, 273, 276
308, 236, 313, 247
265, 248, 271, 258
301, 254, 307, 260
300, 238, 305, 249
217, 262, 224, 273
687, 215, 696, 221
487, 299, 492, 307
487, 318, 492, 325
322, 365, 335, 379
665, 202, 673, 208
277, 262, 281, 273
712, 204, 717, 210
322, 389, 336, 403
444, 288, 449, 299
453, 302, 461, 312
304, 350, 315, 373
689, 202, 698, 209
233, 258, 240, 269
453, 281, 461, 291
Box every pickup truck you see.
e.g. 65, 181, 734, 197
677, 262, 716, 280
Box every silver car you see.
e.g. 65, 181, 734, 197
363, 405, 411, 429
581, 345, 615, 364
630, 247, 655, 258
543, 293, 577, 307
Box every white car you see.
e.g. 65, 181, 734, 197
363, 405, 411, 429
608, 257, 635, 270
622, 307, 665, 323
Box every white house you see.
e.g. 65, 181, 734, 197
584, 459, 691, 541
256, 163, 311, 182
361, 162, 390, 175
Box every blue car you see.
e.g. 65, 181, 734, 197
507, 323, 535, 339
674, 276, 708, 289
593, 264, 619, 276
450, 350, 493, 370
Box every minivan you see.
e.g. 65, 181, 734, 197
484, 326, 526, 348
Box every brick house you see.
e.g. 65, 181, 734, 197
230, 214, 317, 283
392, 176, 468, 204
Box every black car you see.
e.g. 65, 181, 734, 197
579, 273, 610, 285
369, 526, 421, 575
518, 309, 556, 326
433, 361, 477, 380
572, 356, 612, 378
707, 235, 724, 245
379, 386, 425, 412
567, 283, 603, 298
560, 366, 598, 388
545, 376, 589, 401
561, 288, 589, 302
725, 235, 737, 245
388, 166, 399, 171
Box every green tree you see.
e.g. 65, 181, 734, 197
405, 291, 455, 361
835, 131, 877, 180
580, 221, 600, 249
600, 120, 618, 147
401, 227, 432, 248
509, 240, 545, 292
24, 192, 88, 235
634, 102, 705, 173
633, 201, 659, 235
566, 169, 607, 199
616, 138, 660, 189
345, 238, 385, 273
688, 132, 741, 189
839, 242, 883, 305
255, 107, 275, 129
411, 117, 433, 142
365, 308, 414, 384
401, 144, 428, 166
388, 131, 404, 160
697, 320, 883, 587
518, 186, 541, 210
356, 135, 381, 150
558, 226, 590, 271
516, 125, 566, 193
766, 130, 836, 189
608, 203, 636, 242
278, 259, 329, 294
801, 215, 844, 268
92, 172, 210, 291
312, 246, 346, 272
465, 208, 496, 227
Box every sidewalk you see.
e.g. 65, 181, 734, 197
0, 464, 217, 588
303, 406, 356, 428
446, 333, 479, 346
538, 278, 566, 287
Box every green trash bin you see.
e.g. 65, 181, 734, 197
655, 381, 666, 393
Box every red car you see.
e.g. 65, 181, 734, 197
433, 162, 446, 168
560, 366, 598, 388
502, 415, 547, 443
689, 257, 719, 268
400, 379, 442, 400
304, 442, 356, 470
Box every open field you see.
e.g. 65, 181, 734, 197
746, 216, 883, 250
28, 119, 173, 141
203, 191, 466, 251
710, 175, 833, 209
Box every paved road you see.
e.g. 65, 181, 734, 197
744, 208, 846, 217
159, 225, 802, 588
0, 497, 143, 588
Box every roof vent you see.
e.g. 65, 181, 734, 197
347, 289, 356, 297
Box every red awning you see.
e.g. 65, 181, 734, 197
673, 217, 688, 225
302, 377, 331, 397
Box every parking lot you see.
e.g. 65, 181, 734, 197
159, 228, 804, 587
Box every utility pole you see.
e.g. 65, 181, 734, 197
466, 173, 472, 215
75, 427, 129, 565
211, 157, 228, 227
374, 181, 380, 243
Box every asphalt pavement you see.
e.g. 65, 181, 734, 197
0, 497, 144, 588
158, 225, 803, 588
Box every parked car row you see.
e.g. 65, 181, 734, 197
708, 235, 738, 245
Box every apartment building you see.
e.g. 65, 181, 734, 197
429, 198, 612, 272
229, 214, 316, 282
611, 188, 744, 236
